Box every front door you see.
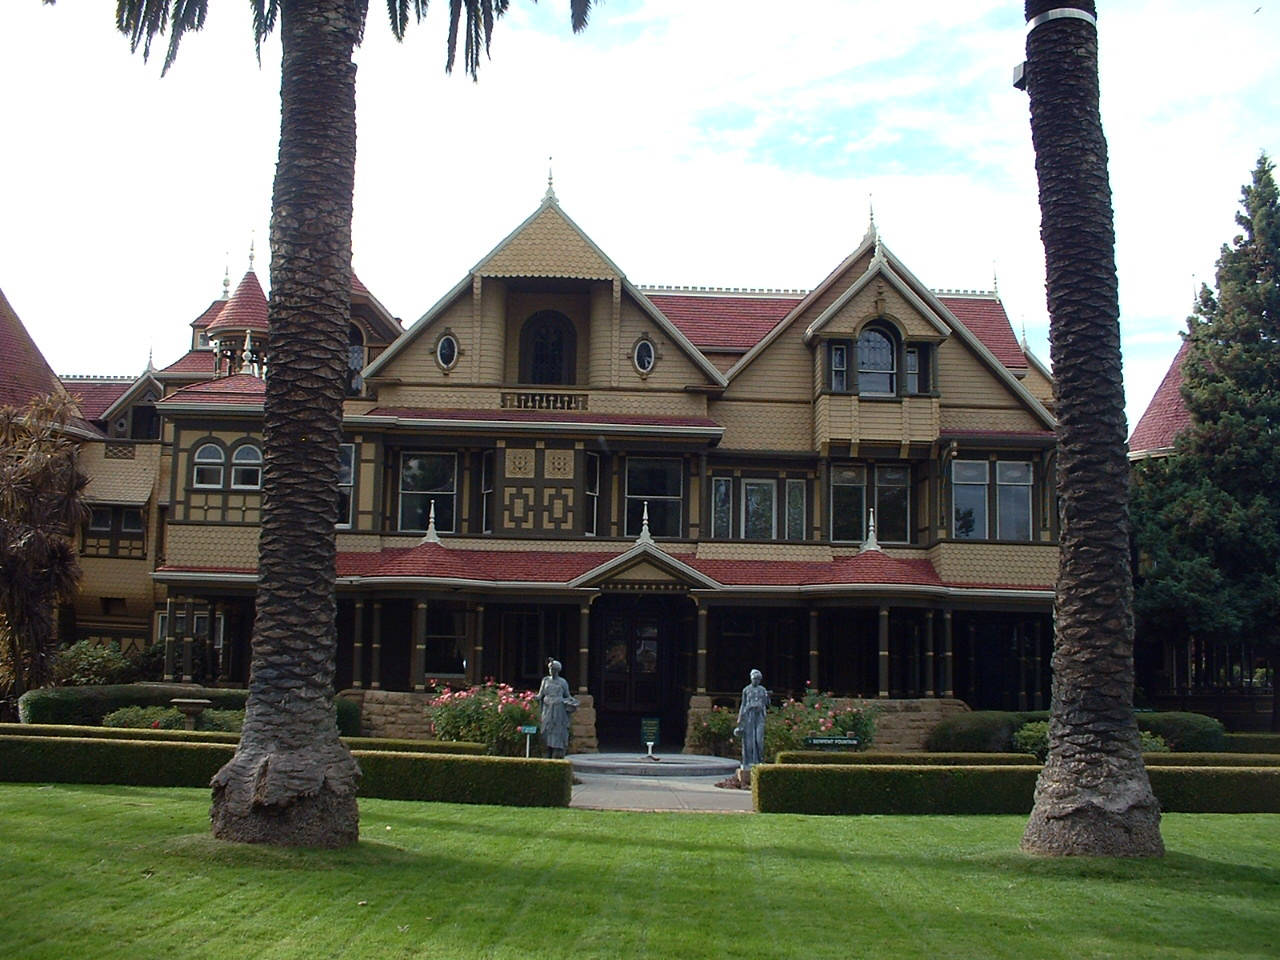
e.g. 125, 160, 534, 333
594, 595, 686, 747
601, 612, 662, 713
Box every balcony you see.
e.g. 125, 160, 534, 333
500, 391, 589, 411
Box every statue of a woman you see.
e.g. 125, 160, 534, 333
734, 668, 769, 770
535, 659, 579, 759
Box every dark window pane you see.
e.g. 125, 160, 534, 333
877, 484, 909, 542
831, 483, 864, 542
953, 485, 986, 539
628, 458, 681, 497
786, 480, 805, 541
743, 481, 775, 540
626, 497, 680, 537
712, 478, 732, 538
998, 484, 1032, 540
402, 454, 454, 493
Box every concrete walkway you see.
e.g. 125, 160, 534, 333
568, 752, 754, 813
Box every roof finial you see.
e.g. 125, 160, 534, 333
248, 235, 256, 272
1021, 322, 1028, 350
545, 156, 557, 203
859, 508, 881, 553
863, 193, 878, 244
146, 346, 154, 373
222, 260, 231, 299
992, 261, 1000, 296
420, 499, 441, 544
637, 500, 654, 544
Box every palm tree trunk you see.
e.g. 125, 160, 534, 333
1019, 0, 1163, 856
210, 0, 363, 846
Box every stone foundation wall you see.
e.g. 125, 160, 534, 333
682, 695, 970, 754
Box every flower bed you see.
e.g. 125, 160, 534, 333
425, 681, 540, 756
688, 687, 875, 763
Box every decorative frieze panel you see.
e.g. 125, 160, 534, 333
544, 449, 575, 480
541, 487, 575, 531
505, 448, 535, 478
504, 486, 538, 530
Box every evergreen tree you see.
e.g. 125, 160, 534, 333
1133, 153, 1280, 728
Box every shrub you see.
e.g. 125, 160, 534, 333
924, 711, 1042, 752
1136, 712, 1225, 752
353, 751, 571, 806
50, 641, 135, 687
1223, 733, 1280, 754
18, 684, 360, 735
1011, 720, 1168, 762
775, 751, 1042, 765
425, 681, 540, 756
1142, 752, 1280, 767
1147, 767, 1280, 813
0, 723, 485, 753
686, 705, 738, 757
764, 689, 874, 762
103, 706, 185, 729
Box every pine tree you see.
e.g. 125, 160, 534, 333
1133, 153, 1280, 729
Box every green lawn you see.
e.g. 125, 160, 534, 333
0, 785, 1276, 960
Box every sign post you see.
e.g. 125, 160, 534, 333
640, 717, 660, 761
517, 725, 538, 758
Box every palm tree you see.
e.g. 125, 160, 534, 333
1018, 0, 1163, 856
0, 394, 88, 717
63, 0, 597, 846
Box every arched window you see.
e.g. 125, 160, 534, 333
346, 323, 365, 396
519, 311, 577, 385
193, 443, 225, 488
231, 444, 263, 490
857, 326, 897, 395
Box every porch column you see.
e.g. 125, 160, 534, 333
1017, 624, 1029, 711
967, 622, 977, 701
696, 602, 709, 694
578, 600, 592, 694
943, 609, 954, 697
352, 601, 365, 688
1032, 618, 1044, 709
163, 597, 176, 681
370, 601, 383, 689
808, 608, 820, 687
181, 599, 195, 683
217, 601, 232, 683
877, 605, 890, 698
412, 599, 428, 692
473, 604, 486, 685
924, 610, 935, 697
205, 600, 219, 682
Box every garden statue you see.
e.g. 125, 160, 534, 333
536, 659, 579, 759
733, 668, 769, 770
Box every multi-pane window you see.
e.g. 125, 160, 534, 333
230, 444, 262, 490
830, 465, 866, 542
742, 479, 776, 540
89, 506, 113, 532
583, 452, 599, 536
399, 452, 457, 533
875, 465, 910, 542
711, 477, 732, 538
996, 462, 1033, 540
481, 450, 496, 534
829, 341, 850, 393
120, 507, 144, 534
785, 478, 806, 541
337, 443, 355, 528
193, 443, 225, 488
857, 328, 896, 395
905, 348, 920, 394
84, 505, 146, 557
952, 460, 989, 539
625, 457, 682, 537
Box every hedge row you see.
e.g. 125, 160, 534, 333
17, 684, 360, 736
1222, 732, 1280, 754
0, 723, 484, 755
0, 736, 566, 805
775, 751, 1040, 766
753, 763, 1280, 814
924, 710, 1226, 753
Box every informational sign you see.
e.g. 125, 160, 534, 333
803, 736, 860, 750
517, 725, 538, 735
640, 717, 660, 747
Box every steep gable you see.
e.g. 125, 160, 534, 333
1129, 340, 1190, 459
0, 287, 72, 411
477, 199, 619, 281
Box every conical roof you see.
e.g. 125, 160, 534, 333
0, 286, 72, 410
206, 270, 269, 337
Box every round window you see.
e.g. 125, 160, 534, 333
633, 339, 655, 375
436, 334, 458, 370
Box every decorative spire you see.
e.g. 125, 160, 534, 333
862, 193, 878, 244
859, 508, 881, 553
242, 330, 254, 376
637, 500, 654, 544
222, 262, 231, 299
146, 347, 154, 373
420, 500, 441, 544
248, 236, 256, 272
1021, 322, 1029, 350
544, 156, 557, 203
992, 262, 999, 296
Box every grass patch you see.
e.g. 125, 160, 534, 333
0, 784, 1276, 959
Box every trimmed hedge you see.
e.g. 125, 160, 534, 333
1140, 752, 1280, 767
1223, 732, 1280, 754
753, 763, 1280, 814
0, 723, 484, 755
0, 735, 567, 806
775, 751, 1040, 766
925, 710, 1224, 753
17, 684, 360, 736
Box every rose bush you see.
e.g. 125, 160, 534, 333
687, 687, 876, 762
425, 680, 540, 756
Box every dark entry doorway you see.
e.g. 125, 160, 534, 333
594, 594, 689, 748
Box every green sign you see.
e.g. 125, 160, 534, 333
804, 736, 859, 750
517, 725, 538, 735
640, 717, 660, 745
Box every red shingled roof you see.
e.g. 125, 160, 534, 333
937, 295, 1027, 373
0, 287, 69, 411
691, 551, 944, 586
206, 271, 269, 336
62, 378, 132, 420
365, 407, 720, 429
190, 298, 227, 330
1129, 340, 1191, 456
158, 373, 265, 407
158, 350, 216, 377
645, 292, 801, 351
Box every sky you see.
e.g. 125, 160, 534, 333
2, 1, 1277, 429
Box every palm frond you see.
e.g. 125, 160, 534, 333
249, 0, 280, 63
108, 0, 214, 74
570, 0, 594, 33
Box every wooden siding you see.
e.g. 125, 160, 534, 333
715, 400, 812, 451
165, 523, 260, 569
936, 335, 1026, 409
479, 204, 618, 280
378, 295, 473, 383
617, 296, 706, 389
928, 541, 1057, 587
502, 291, 592, 385
817, 395, 940, 447
821, 283, 943, 340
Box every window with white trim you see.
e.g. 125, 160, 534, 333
481, 450, 495, 534
996, 461, 1033, 541
337, 443, 355, 528
742, 479, 776, 540
828, 340, 850, 393
625, 457, 682, 537
399, 452, 457, 532
830, 465, 866, 542
952, 460, 988, 540
875, 465, 910, 542
583, 452, 599, 536
230, 444, 262, 490
193, 443, 225, 488
857, 327, 896, 395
